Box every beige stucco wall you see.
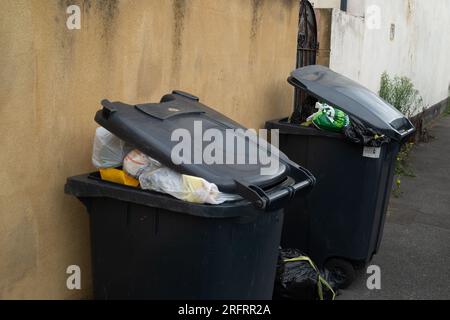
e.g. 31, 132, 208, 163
0, 0, 299, 299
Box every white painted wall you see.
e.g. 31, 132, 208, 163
329, 0, 450, 114
312, 0, 364, 16
346, 0, 365, 17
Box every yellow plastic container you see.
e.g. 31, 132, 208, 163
99, 168, 139, 187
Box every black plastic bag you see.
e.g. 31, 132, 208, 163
290, 95, 318, 125
273, 248, 338, 300
343, 117, 391, 147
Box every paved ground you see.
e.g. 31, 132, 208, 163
339, 115, 450, 300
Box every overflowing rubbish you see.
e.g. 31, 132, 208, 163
99, 167, 139, 187
139, 166, 240, 204
123, 149, 161, 179
290, 95, 317, 125
291, 100, 390, 146
305, 102, 350, 133
92, 127, 133, 168
92, 129, 240, 204
343, 116, 391, 147
273, 248, 338, 300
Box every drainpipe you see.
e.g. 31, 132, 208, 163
340, 0, 347, 12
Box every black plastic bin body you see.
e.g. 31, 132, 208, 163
66, 91, 315, 299
66, 173, 285, 300
265, 65, 415, 268
265, 121, 399, 266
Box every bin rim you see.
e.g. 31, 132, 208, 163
266, 118, 347, 140
64, 173, 282, 218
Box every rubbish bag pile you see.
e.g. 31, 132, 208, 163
92, 127, 240, 204
292, 100, 390, 147
273, 248, 339, 301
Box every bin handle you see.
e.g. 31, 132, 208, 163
393, 117, 416, 143
234, 161, 315, 211
100, 99, 117, 119
287, 76, 307, 90
399, 126, 416, 138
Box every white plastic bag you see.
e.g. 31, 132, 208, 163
122, 149, 240, 204
123, 149, 162, 178
92, 127, 133, 168
138, 164, 240, 205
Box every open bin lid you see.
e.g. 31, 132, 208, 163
288, 65, 415, 141
94, 90, 315, 210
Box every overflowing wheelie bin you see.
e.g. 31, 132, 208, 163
266, 65, 415, 287
65, 90, 315, 299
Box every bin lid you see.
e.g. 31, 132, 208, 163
94, 91, 291, 195
289, 65, 415, 141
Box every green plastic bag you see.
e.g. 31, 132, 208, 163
306, 103, 350, 133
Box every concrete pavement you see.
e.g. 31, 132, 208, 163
339, 115, 450, 300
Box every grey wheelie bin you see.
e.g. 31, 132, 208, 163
266, 66, 415, 287
65, 90, 315, 299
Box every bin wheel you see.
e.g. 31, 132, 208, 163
324, 258, 356, 289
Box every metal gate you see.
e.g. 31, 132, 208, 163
296, 0, 318, 69
292, 0, 318, 121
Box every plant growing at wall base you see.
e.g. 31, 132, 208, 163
379, 72, 422, 197
395, 142, 415, 177
445, 97, 450, 116
379, 72, 423, 118
392, 142, 416, 198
